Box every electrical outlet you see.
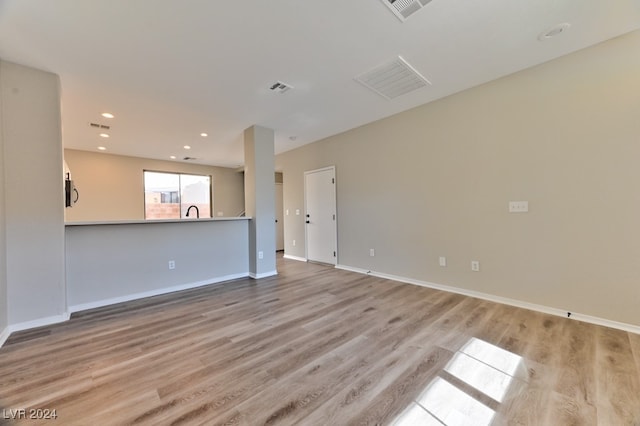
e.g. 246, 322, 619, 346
168, 260, 175, 270
258, 251, 264, 259
292, 240, 296, 246
286, 209, 289, 216
439, 256, 446, 267
295, 209, 300, 215
217, 211, 223, 217
471, 261, 480, 272
370, 248, 375, 257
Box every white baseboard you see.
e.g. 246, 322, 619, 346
336, 264, 370, 274
69, 272, 249, 314
0, 273, 252, 348
0, 313, 72, 348
0, 326, 10, 348
249, 270, 278, 279
336, 264, 640, 335
6, 312, 71, 335
283, 254, 307, 262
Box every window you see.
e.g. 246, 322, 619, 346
144, 171, 211, 220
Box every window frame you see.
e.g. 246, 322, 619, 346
143, 170, 213, 220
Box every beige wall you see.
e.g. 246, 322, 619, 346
276, 31, 640, 327
1, 60, 66, 325
64, 149, 245, 222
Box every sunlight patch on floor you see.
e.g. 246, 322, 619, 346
391, 338, 524, 425
416, 377, 495, 425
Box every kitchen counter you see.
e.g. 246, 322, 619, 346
65, 217, 250, 312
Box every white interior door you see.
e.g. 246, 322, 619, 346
275, 183, 284, 251
305, 167, 337, 265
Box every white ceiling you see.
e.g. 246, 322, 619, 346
1, 0, 639, 167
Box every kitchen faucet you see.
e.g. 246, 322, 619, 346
185, 205, 199, 218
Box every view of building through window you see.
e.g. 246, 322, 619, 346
144, 171, 211, 220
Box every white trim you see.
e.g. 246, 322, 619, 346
335, 264, 640, 335
6, 312, 70, 335
0, 273, 252, 347
0, 326, 10, 348
68, 273, 249, 313
249, 270, 278, 279
335, 264, 370, 274
283, 254, 307, 262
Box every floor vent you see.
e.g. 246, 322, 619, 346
355, 56, 431, 100
381, 0, 433, 22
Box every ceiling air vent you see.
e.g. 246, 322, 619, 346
89, 122, 110, 130
269, 81, 294, 94
381, 0, 432, 22
355, 56, 431, 100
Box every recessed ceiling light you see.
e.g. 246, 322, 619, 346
170, 155, 176, 159
101, 112, 114, 119
538, 23, 570, 41
200, 133, 208, 137
99, 133, 110, 138
98, 146, 106, 151
183, 145, 191, 150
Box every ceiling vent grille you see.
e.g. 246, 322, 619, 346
355, 56, 431, 100
381, 0, 432, 22
269, 81, 294, 94
89, 122, 110, 130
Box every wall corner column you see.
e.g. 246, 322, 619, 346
0, 59, 66, 330
244, 125, 277, 278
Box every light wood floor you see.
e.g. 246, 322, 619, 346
1, 256, 640, 425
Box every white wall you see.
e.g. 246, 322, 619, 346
276, 31, 640, 328
0, 60, 66, 326
66, 220, 249, 310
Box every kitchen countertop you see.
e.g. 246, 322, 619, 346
65, 217, 251, 226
